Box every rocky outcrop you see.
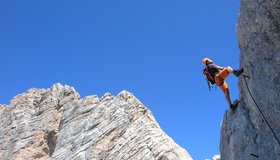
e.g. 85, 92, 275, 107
220, 0, 280, 159
0, 84, 192, 160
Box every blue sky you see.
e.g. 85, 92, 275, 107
0, 0, 240, 159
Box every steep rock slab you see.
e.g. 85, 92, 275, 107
0, 84, 192, 160
220, 0, 280, 159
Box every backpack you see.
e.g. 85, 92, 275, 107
203, 67, 215, 90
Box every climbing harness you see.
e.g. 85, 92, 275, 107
243, 75, 280, 147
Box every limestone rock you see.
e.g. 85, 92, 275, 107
0, 84, 192, 160
220, 0, 280, 159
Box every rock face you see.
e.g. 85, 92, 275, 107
220, 0, 280, 159
0, 84, 192, 160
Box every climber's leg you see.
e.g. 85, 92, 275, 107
218, 81, 232, 106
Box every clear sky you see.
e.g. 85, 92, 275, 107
0, 0, 240, 159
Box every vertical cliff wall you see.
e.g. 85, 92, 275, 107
0, 84, 192, 160
220, 0, 280, 159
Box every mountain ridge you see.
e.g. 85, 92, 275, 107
0, 83, 192, 160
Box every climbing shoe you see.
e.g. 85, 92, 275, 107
230, 104, 237, 110
233, 68, 244, 77
230, 100, 239, 110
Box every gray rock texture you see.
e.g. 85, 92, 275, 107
220, 0, 280, 159
0, 84, 192, 160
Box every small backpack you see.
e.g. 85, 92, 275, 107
203, 67, 215, 90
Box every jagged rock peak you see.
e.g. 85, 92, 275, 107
0, 83, 192, 160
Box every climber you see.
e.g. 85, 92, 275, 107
202, 58, 243, 110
